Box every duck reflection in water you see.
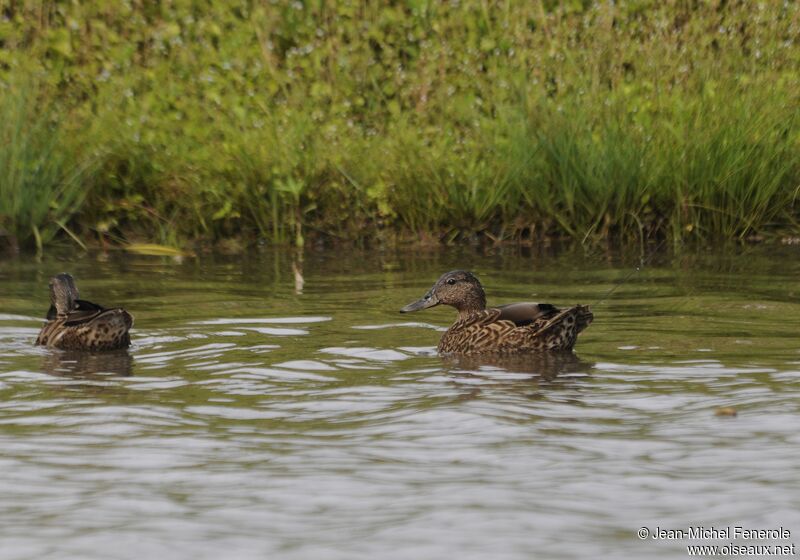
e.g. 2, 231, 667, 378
441, 352, 592, 403
41, 349, 134, 378
443, 351, 589, 381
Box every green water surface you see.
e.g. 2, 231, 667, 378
1, 246, 799, 559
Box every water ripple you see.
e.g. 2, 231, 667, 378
2, 249, 800, 559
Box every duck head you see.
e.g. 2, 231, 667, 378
49, 273, 79, 317
400, 270, 487, 318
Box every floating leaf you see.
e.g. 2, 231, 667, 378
125, 243, 191, 257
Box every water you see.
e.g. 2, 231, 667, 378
1, 246, 799, 559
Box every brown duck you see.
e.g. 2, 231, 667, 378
400, 270, 592, 354
35, 273, 133, 351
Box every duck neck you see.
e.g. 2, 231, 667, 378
52, 292, 76, 318
50, 277, 79, 318
454, 292, 487, 320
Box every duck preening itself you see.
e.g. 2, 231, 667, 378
400, 270, 592, 354
35, 273, 133, 351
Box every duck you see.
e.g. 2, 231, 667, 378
400, 270, 592, 354
35, 273, 134, 351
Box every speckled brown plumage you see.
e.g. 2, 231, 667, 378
400, 270, 592, 354
35, 273, 133, 351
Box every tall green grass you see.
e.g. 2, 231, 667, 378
0, 1, 798, 250
0, 80, 98, 253
493, 87, 800, 244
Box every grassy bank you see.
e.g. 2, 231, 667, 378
1, 1, 799, 251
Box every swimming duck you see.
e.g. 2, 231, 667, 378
35, 273, 133, 351
400, 270, 592, 354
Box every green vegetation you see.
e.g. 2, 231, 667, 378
0, 78, 98, 253
1, 1, 799, 251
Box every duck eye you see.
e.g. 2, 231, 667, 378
446, 278, 456, 285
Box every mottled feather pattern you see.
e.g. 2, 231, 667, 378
400, 270, 592, 355
439, 305, 592, 354
36, 308, 133, 351
35, 273, 133, 352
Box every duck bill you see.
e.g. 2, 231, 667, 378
400, 291, 439, 313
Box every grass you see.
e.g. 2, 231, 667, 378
0, 1, 798, 251
0, 79, 98, 253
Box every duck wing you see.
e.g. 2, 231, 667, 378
451, 304, 560, 331
494, 303, 560, 327
62, 299, 108, 326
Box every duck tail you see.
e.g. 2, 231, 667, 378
574, 305, 593, 333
